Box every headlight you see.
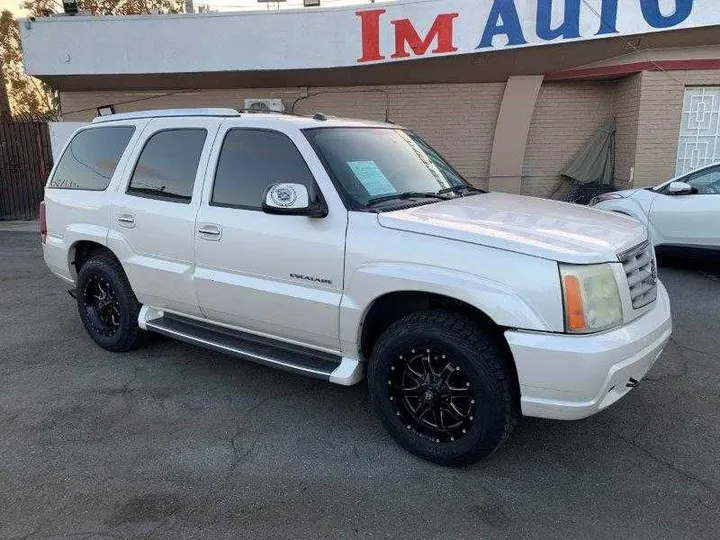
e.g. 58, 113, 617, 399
560, 263, 623, 334
589, 193, 625, 206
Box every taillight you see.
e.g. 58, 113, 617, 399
39, 201, 47, 244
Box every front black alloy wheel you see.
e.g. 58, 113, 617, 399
388, 348, 476, 443
369, 310, 517, 466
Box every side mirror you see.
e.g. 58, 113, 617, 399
667, 181, 694, 196
262, 183, 328, 218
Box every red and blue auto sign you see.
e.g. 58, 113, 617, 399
356, 0, 706, 64
18, 0, 720, 75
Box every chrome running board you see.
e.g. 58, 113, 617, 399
140, 308, 363, 385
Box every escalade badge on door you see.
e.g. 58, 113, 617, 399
290, 273, 332, 285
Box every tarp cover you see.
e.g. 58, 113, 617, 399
561, 118, 616, 186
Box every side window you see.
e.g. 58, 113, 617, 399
686, 166, 720, 195
49, 126, 135, 190
211, 129, 317, 210
127, 129, 207, 203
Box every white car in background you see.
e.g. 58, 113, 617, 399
590, 163, 720, 257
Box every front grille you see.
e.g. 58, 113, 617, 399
618, 241, 658, 309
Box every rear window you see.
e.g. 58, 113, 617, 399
48, 126, 135, 190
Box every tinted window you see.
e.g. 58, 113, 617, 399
212, 129, 317, 209
49, 126, 135, 190
686, 166, 720, 195
127, 129, 207, 203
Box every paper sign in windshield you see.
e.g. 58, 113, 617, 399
348, 161, 396, 197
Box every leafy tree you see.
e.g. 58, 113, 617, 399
0, 56, 11, 117
0, 10, 55, 116
1, 0, 185, 117
22, 1, 185, 17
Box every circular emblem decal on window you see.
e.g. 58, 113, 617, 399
270, 185, 298, 208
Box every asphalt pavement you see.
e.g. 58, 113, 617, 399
1, 231, 718, 540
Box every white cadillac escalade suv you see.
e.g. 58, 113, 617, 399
41, 109, 672, 466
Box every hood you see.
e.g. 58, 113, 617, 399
377, 192, 647, 264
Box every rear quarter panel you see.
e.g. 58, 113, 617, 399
44, 189, 113, 282
42, 121, 148, 282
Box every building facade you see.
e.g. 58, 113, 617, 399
19, 0, 720, 195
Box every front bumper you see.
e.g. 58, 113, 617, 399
505, 282, 672, 420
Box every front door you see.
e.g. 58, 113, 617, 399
193, 124, 347, 351
108, 117, 219, 316
650, 165, 720, 248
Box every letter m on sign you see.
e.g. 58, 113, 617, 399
391, 13, 459, 59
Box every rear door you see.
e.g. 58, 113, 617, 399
650, 165, 720, 248
108, 117, 220, 316
193, 122, 347, 351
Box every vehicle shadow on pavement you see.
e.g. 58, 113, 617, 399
657, 250, 720, 276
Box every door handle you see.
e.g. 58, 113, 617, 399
198, 224, 222, 240
117, 214, 135, 228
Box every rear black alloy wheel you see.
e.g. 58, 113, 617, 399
369, 310, 517, 466
388, 348, 476, 443
76, 252, 144, 352
82, 274, 121, 337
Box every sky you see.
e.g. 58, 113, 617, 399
0, 0, 377, 17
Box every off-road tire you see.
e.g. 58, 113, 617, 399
76, 252, 144, 352
368, 309, 517, 466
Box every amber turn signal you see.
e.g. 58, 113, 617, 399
563, 274, 586, 332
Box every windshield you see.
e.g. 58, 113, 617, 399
304, 127, 471, 210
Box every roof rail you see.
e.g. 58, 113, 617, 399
92, 108, 240, 123
236, 108, 288, 115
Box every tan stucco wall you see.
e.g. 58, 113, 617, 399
633, 69, 720, 187
59, 81, 618, 196
489, 76, 544, 194
60, 84, 505, 190
520, 71, 720, 193
59, 70, 720, 196
522, 81, 615, 198
613, 73, 642, 188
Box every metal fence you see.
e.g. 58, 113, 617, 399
0, 115, 52, 221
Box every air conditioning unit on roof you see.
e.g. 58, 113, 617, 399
244, 99, 285, 113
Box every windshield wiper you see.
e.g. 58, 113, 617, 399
366, 191, 450, 207
438, 184, 486, 196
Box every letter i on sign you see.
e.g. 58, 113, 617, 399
357, 9, 460, 63
357, 9, 386, 62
